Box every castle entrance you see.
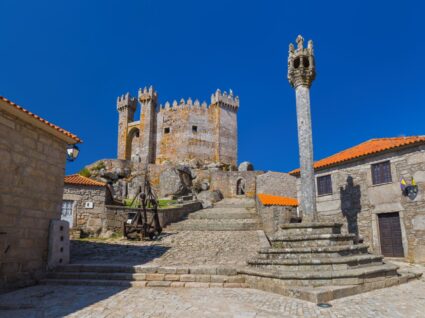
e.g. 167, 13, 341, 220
127, 128, 141, 162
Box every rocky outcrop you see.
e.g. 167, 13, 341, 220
159, 165, 196, 198
196, 190, 223, 208
238, 161, 254, 171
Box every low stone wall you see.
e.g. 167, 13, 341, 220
103, 201, 203, 233
256, 202, 298, 235
210, 171, 263, 198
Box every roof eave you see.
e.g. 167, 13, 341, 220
0, 98, 82, 144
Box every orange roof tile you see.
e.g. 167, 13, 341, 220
0, 96, 82, 143
64, 174, 106, 187
289, 136, 425, 175
257, 193, 298, 207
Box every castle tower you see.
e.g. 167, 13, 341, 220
287, 35, 318, 221
210, 89, 239, 167
117, 93, 137, 160
138, 86, 158, 166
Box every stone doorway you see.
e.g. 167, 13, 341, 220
236, 178, 246, 196
378, 212, 404, 257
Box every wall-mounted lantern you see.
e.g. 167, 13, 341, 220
66, 144, 80, 162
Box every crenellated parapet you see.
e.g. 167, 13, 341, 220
160, 98, 208, 112
210, 89, 239, 111
138, 85, 158, 103
287, 35, 316, 88
117, 93, 137, 111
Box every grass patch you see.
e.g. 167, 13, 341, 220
123, 198, 177, 209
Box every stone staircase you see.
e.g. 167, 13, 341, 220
238, 222, 420, 302
43, 264, 248, 289
166, 198, 262, 231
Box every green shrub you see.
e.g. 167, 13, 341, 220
79, 167, 91, 178
92, 161, 106, 171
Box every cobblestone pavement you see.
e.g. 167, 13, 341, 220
71, 230, 262, 266
1, 276, 425, 318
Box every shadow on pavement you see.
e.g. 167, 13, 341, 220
70, 238, 171, 266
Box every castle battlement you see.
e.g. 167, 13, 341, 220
211, 89, 239, 110
138, 85, 158, 103
160, 98, 209, 112
116, 93, 137, 111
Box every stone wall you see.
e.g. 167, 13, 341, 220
63, 184, 109, 236
103, 201, 203, 232
210, 171, 263, 198
256, 204, 298, 235
294, 145, 425, 263
0, 109, 67, 292
256, 171, 297, 198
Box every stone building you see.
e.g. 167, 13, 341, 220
62, 174, 111, 236
0, 96, 81, 292
117, 86, 239, 168
289, 136, 425, 263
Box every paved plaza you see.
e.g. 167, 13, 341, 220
70, 230, 263, 267
0, 273, 424, 318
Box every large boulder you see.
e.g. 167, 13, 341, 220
159, 165, 195, 197
238, 161, 254, 171
196, 190, 223, 208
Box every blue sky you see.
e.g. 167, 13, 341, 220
1, 1, 423, 174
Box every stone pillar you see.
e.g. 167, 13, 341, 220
287, 35, 318, 222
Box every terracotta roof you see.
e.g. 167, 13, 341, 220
289, 136, 425, 175
64, 174, 106, 187
257, 194, 299, 207
0, 96, 82, 143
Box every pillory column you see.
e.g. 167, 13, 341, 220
288, 35, 318, 222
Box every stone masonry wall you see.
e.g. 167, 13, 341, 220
63, 185, 108, 236
210, 171, 263, 198
0, 109, 67, 292
295, 145, 425, 263
256, 171, 297, 198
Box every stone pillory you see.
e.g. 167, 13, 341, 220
117, 86, 239, 168
287, 35, 317, 222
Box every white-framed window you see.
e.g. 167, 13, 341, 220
61, 200, 74, 227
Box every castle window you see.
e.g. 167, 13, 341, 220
317, 175, 332, 196
164, 127, 170, 134
192, 125, 198, 133
372, 161, 392, 185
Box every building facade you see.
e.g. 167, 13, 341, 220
0, 96, 80, 292
290, 136, 425, 263
117, 87, 239, 168
62, 174, 111, 236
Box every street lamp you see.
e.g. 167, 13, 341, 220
66, 144, 80, 162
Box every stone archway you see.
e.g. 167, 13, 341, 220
236, 178, 246, 196
126, 128, 141, 162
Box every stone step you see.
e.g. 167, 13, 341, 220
42, 279, 248, 289
270, 233, 356, 248
213, 199, 256, 209
54, 264, 238, 275
257, 243, 370, 260
167, 219, 262, 231
247, 254, 384, 271
242, 272, 421, 303
189, 210, 258, 220
239, 263, 399, 287
46, 271, 245, 284
279, 222, 343, 235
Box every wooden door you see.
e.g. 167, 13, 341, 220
378, 212, 404, 257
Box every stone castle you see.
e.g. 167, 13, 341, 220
117, 86, 239, 168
